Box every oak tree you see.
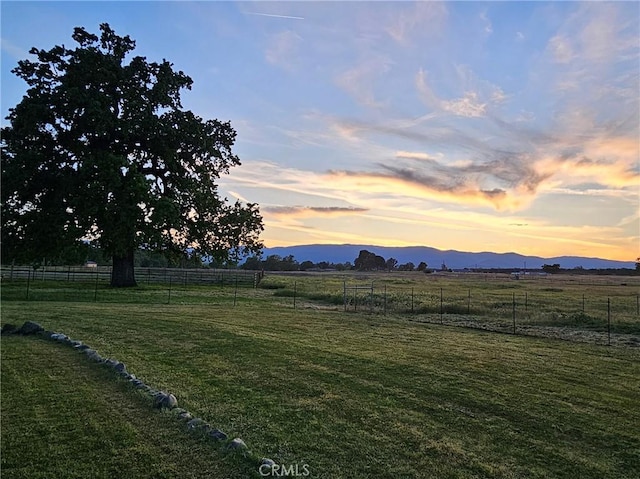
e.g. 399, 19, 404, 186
1, 23, 263, 286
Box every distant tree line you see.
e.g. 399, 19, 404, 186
241, 249, 431, 272
241, 254, 353, 272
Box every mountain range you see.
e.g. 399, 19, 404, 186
262, 244, 636, 270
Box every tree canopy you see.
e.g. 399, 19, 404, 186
354, 250, 386, 271
1, 23, 263, 286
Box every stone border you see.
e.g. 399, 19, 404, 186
2, 321, 277, 475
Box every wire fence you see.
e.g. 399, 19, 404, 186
265, 274, 640, 346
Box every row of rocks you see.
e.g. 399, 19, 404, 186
2, 320, 277, 475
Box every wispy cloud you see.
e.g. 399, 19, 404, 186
415, 68, 496, 118
263, 205, 368, 217
265, 30, 302, 71
244, 12, 304, 21
385, 1, 448, 44
335, 55, 393, 109
1, 37, 29, 60
442, 92, 486, 118
479, 11, 493, 35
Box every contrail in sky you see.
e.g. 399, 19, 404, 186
244, 12, 305, 20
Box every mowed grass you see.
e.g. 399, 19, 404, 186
2, 296, 640, 478
1, 335, 256, 479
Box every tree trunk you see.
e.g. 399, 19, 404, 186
111, 250, 137, 287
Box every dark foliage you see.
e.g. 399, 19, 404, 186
2, 24, 263, 286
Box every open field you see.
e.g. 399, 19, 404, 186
262, 272, 640, 345
2, 276, 640, 478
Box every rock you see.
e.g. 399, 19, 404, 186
153, 393, 167, 408
84, 349, 102, 362
163, 394, 178, 409
17, 321, 44, 335
186, 418, 207, 430
209, 429, 228, 441
154, 392, 178, 409
227, 438, 248, 452
170, 408, 193, 421
75, 344, 90, 351
177, 411, 193, 421
51, 333, 68, 341
1, 324, 17, 335
114, 362, 127, 373
260, 458, 276, 471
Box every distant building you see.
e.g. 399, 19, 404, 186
85, 261, 97, 268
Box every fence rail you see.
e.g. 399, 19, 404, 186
0, 265, 262, 287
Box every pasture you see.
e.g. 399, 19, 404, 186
1, 271, 639, 478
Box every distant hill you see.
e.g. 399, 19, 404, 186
261, 244, 636, 270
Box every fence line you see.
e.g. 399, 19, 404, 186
0, 265, 262, 287
279, 278, 639, 344
2, 270, 638, 345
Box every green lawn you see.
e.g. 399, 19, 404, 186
1, 334, 256, 479
2, 293, 640, 478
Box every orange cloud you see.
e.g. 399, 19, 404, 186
263, 205, 368, 218
325, 169, 537, 211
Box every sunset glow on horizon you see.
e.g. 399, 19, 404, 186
2, 1, 638, 262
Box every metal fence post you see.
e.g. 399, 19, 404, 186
233, 275, 238, 306
343, 281, 347, 312
384, 285, 387, 315
26, 270, 31, 300
411, 287, 414, 313
354, 287, 357, 312
607, 298, 611, 346
512, 292, 516, 334
370, 282, 374, 313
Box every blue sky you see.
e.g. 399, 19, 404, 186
2, 1, 639, 261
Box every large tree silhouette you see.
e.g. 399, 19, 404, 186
1, 24, 263, 286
